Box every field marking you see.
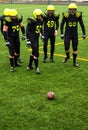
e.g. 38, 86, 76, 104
39, 51, 88, 62
28, 36, 88, 62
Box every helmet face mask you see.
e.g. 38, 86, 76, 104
69, 8, 77, 15
47, 10, 54, 16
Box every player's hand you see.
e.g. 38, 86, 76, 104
26, 41, 31, 48
22, 35, 26, 41
41, 35, 44, 42
60, 34, 64, 39
6, 42, 10, 47
82, 34, 86, 39
54, 30, 58, 36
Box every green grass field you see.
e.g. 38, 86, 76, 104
0, 4, 88, 130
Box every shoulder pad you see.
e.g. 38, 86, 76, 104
62, 11, 69, 18
17, 15, 23, 20
75, 11, 82, 17
43, 13, 47, 17
5, 17, 12, 22
54, 13, 60, 18
27, 17, 36, 23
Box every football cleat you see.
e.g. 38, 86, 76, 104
50, 58, 54, 63
18, 58, 23, 63
27, 66, 34, 70
10, 67, 14, 72
63, 56, 70, 63
15, 63, 22, 67
73, 63, 79, 67
43, 56, 48, 63
36, 68, 40, 74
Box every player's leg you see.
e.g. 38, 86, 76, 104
27, 42, 34, 70
8, 42, 14, 72
43, 35, 48, 63
50, 35, 55, 62
33, 42, 40, 74
63, 34, 70, 63
14, 38, 21, 67
72, 35, 79, 67
17, 40, 23, 63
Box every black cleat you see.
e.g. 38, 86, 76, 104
27, 66, 34, 70
73, 63, 79, 67
50, 58, 54, 63
15, 63, 22, 67
63, 57, 70, 63
18, 58, 23, 63
43, 57, 48, 63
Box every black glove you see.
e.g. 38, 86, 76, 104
6, 42, 10, 47
82, 34, 86, 39
60, 34, 64, 39
22, 35, 26, 41
26, 41, 31, 48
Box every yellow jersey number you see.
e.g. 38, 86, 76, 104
46, 20, 55, 28
36, 25, 42, 34
68, 22, 76, 27
12, 25, 20, 32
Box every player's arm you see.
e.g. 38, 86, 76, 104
78, 12, 86, 38
20, 23, 25, 35
60, 14, 65, 35
20, 22, 26, 40
3, 24, 9, 42
55, 14, 59, 36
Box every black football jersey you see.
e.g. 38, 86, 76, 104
3, 15, 23, 38
26, 17, 43, 41
60, 11, 85, 34
42, 13, 59, 35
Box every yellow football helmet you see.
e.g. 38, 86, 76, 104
10, 9, 18, 16
33, 9, 42, 19
68, 3, 77, 9
47, 5, 55, 11
3, 8, 10, 16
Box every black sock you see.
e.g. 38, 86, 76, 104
66, 52, 70, 58
29, 55, 34, 67
9, 58, 14, 67
34, 59, 38, 69
73, 53, 77, 64
14, 55, 19, 65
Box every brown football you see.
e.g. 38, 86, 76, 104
47, 92, 54, 100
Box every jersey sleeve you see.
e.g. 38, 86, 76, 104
26, 17, 35, 40
55, 14, 59, 30
60, 12, 66, 34
77, 12, 86, 35
3, 17, 11, 26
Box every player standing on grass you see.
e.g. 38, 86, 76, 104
42, 5, 59, 63
60, 3, 86, 67
26, 9, 43, 74
3, 9, 25, 72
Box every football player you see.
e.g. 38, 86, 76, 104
26, 9, 43, 74
42, 5, 59, 62
3, 9, 25, 72
60, 3, 86, 67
